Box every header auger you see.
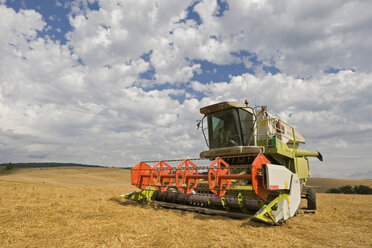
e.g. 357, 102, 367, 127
122, 101, 322, 225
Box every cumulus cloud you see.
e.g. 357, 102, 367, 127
66, 0, 372, 80
192, 71, 372, 177
66, 0, 201, 84
0, 3, 207, 166
221, 0, 372, 76
0, 1, 372, 179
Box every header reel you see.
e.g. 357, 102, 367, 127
124, 153, 302, 225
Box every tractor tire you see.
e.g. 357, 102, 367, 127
307, 188, 317, 210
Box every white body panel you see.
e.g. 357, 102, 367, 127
265, 165, 301, 222
288, 174, 301, 217
272, 199, 289, 222
265, 164, 292, 190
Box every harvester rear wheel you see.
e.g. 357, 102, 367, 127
306, 188, 317, 210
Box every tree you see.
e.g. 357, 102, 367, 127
339, 185, 353, 194
353, 185, 372, 195
326, 188, 342, 193
5, 162, 14, 170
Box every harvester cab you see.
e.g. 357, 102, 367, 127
122, 100, 322, 225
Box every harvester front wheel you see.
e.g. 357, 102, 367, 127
306, 188, 317, 210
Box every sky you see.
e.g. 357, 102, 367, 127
1, 0, 372, 178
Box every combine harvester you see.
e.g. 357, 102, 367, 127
123, 101, 322, 225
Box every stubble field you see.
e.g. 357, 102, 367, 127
0, 166, 371, 247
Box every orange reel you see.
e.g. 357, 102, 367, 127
150, 161, 173, 191
176, 160, 199, 194
131, 162, 151, 189
208, 158, 231, 197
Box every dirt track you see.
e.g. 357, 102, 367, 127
0, 167, 371, 247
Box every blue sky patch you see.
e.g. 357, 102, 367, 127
4, 0, 99, 44
215, 0, 229, 17
139, 50, 155, 80
324, 67, 355, 74
177, 0, 202, 25
191, 59, 254, 83
141, 81, 206, 103
232, 50, 280, 75
263, 65, 280, 74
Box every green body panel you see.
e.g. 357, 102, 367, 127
238, 193, 249, 213
260, 138, 295, 158
231, 185, 253, 191
252, 193, 289, 224
258, 138, 312, 181
292, 157, 309, 180
124, 187, 156, 202
220, 196, 230, 211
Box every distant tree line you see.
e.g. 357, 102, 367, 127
326, 185, 372, 195
0, 162, 103, 168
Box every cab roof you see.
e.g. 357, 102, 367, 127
200, 101, 247, 115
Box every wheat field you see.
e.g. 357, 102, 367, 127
0, 166, 371, 248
